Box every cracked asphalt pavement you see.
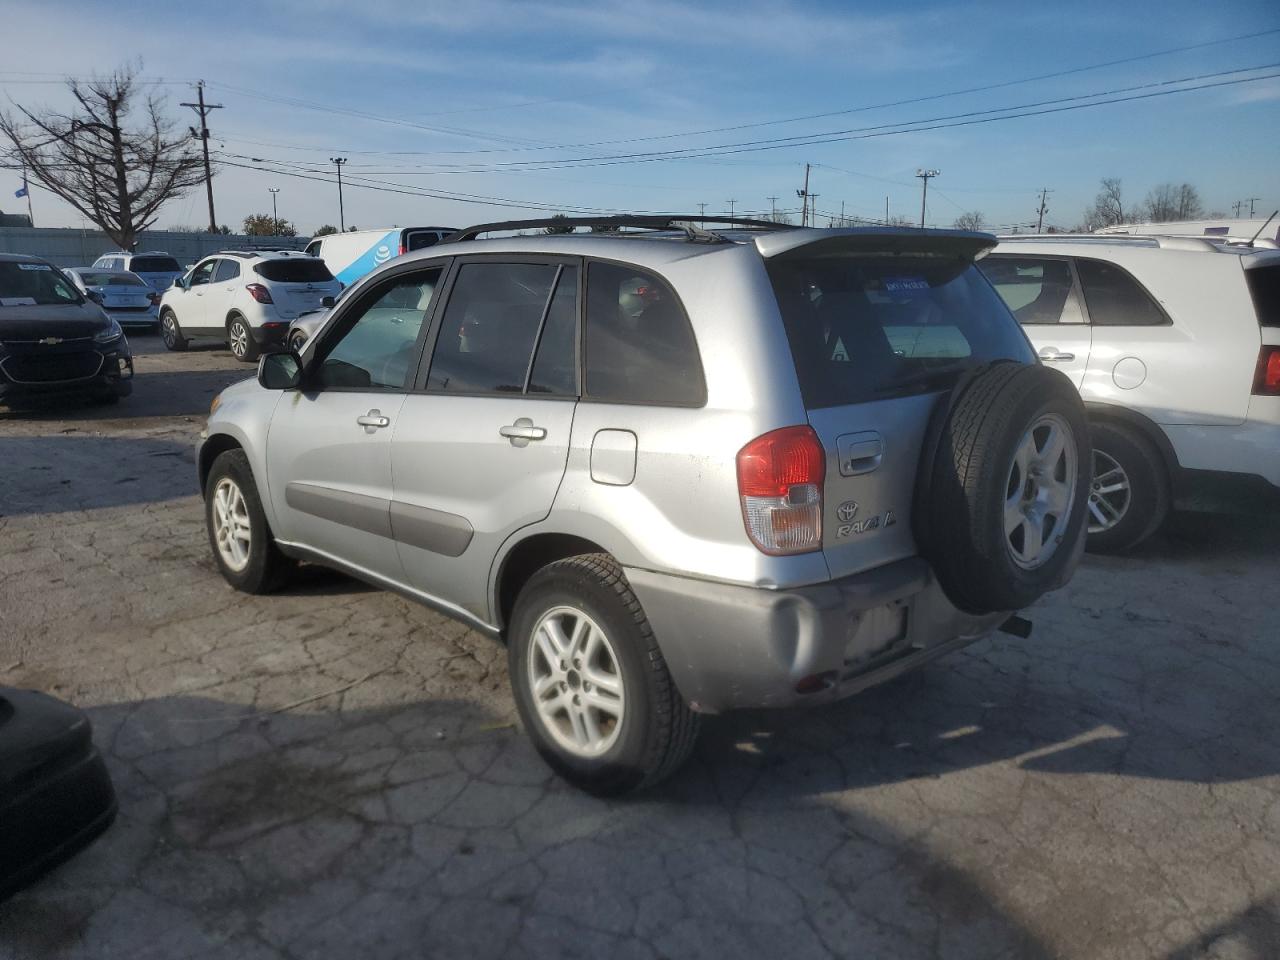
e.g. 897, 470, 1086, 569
1, 338, 1278, 959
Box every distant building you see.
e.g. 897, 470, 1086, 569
0, 209, 33, 228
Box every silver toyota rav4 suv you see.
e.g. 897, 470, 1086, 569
198, 216, 1090, 794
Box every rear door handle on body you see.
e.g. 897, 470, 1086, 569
499, 418, 547, 447
1038, 347, 1075, 362
356, 409, 391, 432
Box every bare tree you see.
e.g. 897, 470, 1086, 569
0, 66, 204, 251
1081, 177, 1127, 231
952, 210, 986, 231
1144, 182, 1204, 222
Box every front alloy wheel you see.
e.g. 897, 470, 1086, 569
211, 477, 252, 572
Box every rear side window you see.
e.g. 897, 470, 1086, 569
584, 262, 704, 406
979, 256, 1085, 325
768, 256, 1034, 408
1245, 263, 1280, 327
254, 259, 335, 283
129, 256, 180, 273
427, 262, 561, 394
1074, 258, 1168, 326
405, 231, 441, 252
212, 259, 240, 282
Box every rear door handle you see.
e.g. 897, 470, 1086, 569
357, 409, 390, 432
1038, 347, 1075, 362
499, 417, 547, 447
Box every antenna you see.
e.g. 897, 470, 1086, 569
1247, 210, 1278, 247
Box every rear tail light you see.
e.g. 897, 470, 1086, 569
147, 292, 161, 305
1254, 345, 1280, 396
398, 241, 407, 256
245, 283, 274, 304
736, 425, 825, 555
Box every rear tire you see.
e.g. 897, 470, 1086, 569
508, 554, 699, 795
160, 309, 187, 351
1085, 421, 1169, 554
204, 449, 294, 593
288, 331, 308, 353
227, 316, 259, 363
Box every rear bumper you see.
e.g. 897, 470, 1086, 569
1163, 405, 1280, 488
105, 307, 158, 327
250, 322, 290, 346
625, 558, 1008, 714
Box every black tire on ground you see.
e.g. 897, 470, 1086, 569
1084, 420, 1170, 554
227, 315, 259, 363
160, 309, 187, 351
916, 362, 1091, 615
204, 449, 294, 593
508, 553, 700, 796
289, 332, 308, 353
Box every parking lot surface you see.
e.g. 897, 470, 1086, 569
1, 338, 1278, 959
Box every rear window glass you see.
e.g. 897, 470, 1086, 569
129, 256, 180, 273
1246, 263, 1280, 327
584, 262, 705, 406
79, 272, 144, 287
768, 256, 1034, 408
1074, 258, 1168, 326
254, 259, 335, 283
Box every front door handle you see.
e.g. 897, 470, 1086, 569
499, 417, 547, 447
1038, 347, 1076, 362
357, 409, 391, 433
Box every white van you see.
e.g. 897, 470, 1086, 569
303, 227, 456, 286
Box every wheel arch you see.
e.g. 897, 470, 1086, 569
198, 433, 245, 497
492, 533, 611, 635
1083, 401, 1181, 478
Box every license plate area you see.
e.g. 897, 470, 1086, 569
843, 601, 908, 665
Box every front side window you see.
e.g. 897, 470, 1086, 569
188, 261, 217, 287
584, 262, 704, 405
1074, 258, 1168, 326
426, 262, 563, 394
212, 259, 241, 283
316, 268, 442, 390
979, 256, 1084, 325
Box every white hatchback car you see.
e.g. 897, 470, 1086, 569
159, 251, 341, 361
981, 235, 1280, 551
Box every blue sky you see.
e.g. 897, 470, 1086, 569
2, 0, 1278, 234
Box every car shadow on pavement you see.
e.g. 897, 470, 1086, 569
1, 693, 1058, 960
0, 435, 196, 517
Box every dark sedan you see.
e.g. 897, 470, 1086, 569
0, 254, 133, 404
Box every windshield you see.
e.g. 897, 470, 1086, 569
768, 255, 1034, 408
77, 271, 145, 288
0, 261, 84, 306
129, 256, 181, 273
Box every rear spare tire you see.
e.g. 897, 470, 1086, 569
916, 362, 1090, 614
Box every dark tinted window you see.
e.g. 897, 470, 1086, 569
1245, 263, 1280, 327
316, 269, 440, 390
255, 259, 335, 283
529, 266, 578, 395
979, 256, 1083, 324
130, 256, 181, 273
188, 261, 217, 287
212, 259, 241, 282
768, 256, 1034, 408
584, 262, 704, 405
427, 262, 558, 394
405, 231, 441, 251
1074, 258, 1168, 326
0, 261, 82, 304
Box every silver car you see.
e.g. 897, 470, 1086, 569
66, 268, 161, 331
197, 217, 1090, 794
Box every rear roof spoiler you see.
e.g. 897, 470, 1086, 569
754, 227, 997, 261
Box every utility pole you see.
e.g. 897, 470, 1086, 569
885, 196, 890, 224
1036, 187, 1053, 233
181, 80, 223, 234
915, 169, 939, 229
726, 199, 736, 220
330, 158, 348, 231
1246, 197, 1261, 218
268, 187, 280, 235
796, 163, 812, 227
1233, 200, 1244, 217
767, 196, 779, 221
697, 202, 706, 227
808, 194, 819, 225
839, 200, 845, 227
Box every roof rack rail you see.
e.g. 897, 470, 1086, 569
996, 234, 1224, 253
443, 215, 789, 244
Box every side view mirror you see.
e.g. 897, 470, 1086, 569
257, 350, 302, 391
321, 296, 335, 308
85, 290, 104, 304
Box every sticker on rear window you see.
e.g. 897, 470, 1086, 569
1, 297, 38, 306
17, 263, 52, 271
882, 276, 929, 295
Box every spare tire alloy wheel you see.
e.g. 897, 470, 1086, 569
1004, 413, 1079, 569
211, 477, 252, 573
1087, 450, 1131, 534
527, 606, 625, 758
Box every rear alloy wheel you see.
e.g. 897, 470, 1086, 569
1083, 421, 1169, 554
160, 310, 187, 351
227, 316, 259, 363
1087, 450, 1131, 534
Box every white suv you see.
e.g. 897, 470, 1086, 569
981, 235, 1280, 551
159, 251, 341, 361
90, 251, 184, 293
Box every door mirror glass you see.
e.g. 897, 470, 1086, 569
321, 295, 336, 308
258, 350, 302, 390
85, 290, 104, 304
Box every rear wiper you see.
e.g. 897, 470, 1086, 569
873, 361, 970, 393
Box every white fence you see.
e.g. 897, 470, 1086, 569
0, 227, 308, 267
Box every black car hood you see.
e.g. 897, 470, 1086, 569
0, 302, 110, 341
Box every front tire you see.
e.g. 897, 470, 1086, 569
1085, 421, 1170, 554
508, 554, 699, 795
204, 449, 293, 593
227, 316, 259, 362
160, 309, 187, 351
